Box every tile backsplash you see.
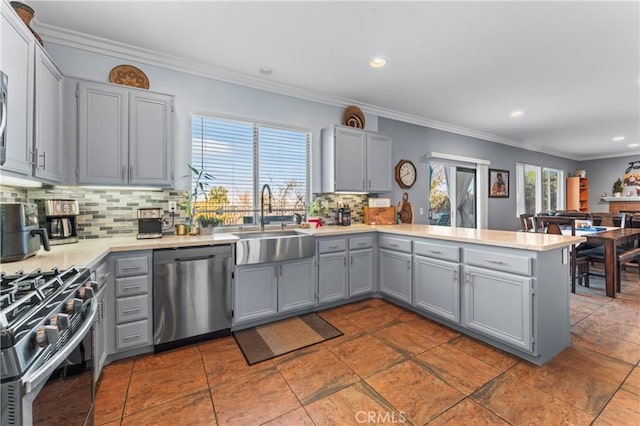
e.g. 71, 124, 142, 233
1, 185, 185, 239
0, 185, 372, 238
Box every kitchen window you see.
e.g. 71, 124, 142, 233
516, 163, 565, 216
191, 115, 309, 226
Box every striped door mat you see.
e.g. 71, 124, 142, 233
233, 313, 342, 365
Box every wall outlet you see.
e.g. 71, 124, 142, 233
168, 201, 177, 212
419, 208, 424, 215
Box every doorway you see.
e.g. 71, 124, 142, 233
429, 163, 476, 228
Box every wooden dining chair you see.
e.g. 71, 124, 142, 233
592, 212, 628, 228
533, 216, 589, 292
519, 214, 534, 232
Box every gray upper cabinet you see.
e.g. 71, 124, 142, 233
129, 91, 174, 185
321, 125, 392, 193
366, 131, 392, 192
1, 3, 34, 176
77, 81, 174, 187
33, 46, 64, 182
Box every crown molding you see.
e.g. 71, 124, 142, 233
34, 22, 586, 162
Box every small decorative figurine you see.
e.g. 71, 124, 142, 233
397, 192, 414, 224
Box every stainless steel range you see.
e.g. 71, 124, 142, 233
1, 266, 98, 426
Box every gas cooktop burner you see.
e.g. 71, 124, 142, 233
0, 267, 88, 338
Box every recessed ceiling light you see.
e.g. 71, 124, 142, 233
510, 110, 524, 117
369, 57, 387, 68
628, 143, 639, 148
259, 66, 273, 76
612, 136, 625, 141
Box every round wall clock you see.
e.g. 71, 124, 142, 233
395, 159, 416, 189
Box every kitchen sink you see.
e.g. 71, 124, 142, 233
232, 230, 315, 265
233, 230, 301, 240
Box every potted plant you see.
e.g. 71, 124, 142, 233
179, 164, 215, 232
612, 178, 623, 198
197, 215, 220, 235
306, 198, 327, 223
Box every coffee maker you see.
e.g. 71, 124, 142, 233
0, 203, 51, 262
39, 199, 80, 245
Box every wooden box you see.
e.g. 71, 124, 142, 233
363, 206, 396, 225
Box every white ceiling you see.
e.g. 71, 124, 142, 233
28, 1, 640, 161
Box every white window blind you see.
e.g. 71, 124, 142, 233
191, 115, 309, 225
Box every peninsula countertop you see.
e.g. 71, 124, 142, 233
0, 224, 584, 273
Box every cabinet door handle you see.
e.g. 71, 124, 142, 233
350, 256, 353, 265
121, 333, 142, 341
121, 265, 142, 271
429, 250, 442, 254
358, 242, 367, 247
122, 307, 142, 314
121, 166, 127, 181
129, 165, 133, 181
389, 243, 398, 248
362, 180, 365, 190
38, 151, 46, 170
121, 285, 141, 291
485, 259, 505, 265
407, 260, 411, 269
274, 266, 278, 277
329, 245, 340, 249
343, 257, 346, 266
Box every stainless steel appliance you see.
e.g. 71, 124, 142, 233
137, 207, 163, 239
0, 71, 7, 165
153, 245, 233, 350
0, 203, 50, 262
0, 266, 98, 425
38, 199, 80, 245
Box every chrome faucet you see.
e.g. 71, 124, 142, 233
260, 184, 272, 231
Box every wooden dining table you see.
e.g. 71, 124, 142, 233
570, 227, 640, 297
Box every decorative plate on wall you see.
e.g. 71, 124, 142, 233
342, 105, 365, 129
109, 64, 149, 89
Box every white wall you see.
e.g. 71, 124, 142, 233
45, 43, 378, 194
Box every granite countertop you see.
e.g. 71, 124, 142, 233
0, 224, 584, 274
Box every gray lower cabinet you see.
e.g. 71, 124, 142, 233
463, 265, 533, 352
92, 260, 109, 383
349, 248, 373, 296
233, 263, 278, 324
278, 258, 316, 313
318, 252, 348, 304
379, 249, 412, 303
234, 258, 315, 325
107, 251, 153, 354
413, 255, 460, 323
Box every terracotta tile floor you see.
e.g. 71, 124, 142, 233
96, 270, 640, 425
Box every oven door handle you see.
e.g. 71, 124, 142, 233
22, 301, 97, 394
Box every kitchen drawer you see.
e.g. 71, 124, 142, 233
349, 235, 374, 250
115, 256, 148, 277
115, 275, 149, 297
115, 294, 149, 324
379, 235, 412, 253
318, 238, 347, 254
465, 248, 532, 276
115, 320, 150, 351
414, 240, 459, 262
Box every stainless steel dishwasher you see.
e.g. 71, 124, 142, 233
153, 244, 233, 350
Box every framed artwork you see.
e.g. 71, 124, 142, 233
489, 169, 509, 198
